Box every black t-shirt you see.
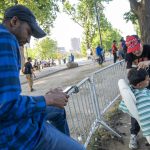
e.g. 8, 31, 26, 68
126, 44, 150, 89
126, 44, 150, 70
24, 62, 33, 74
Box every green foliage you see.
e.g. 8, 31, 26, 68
124, 11, 140, 36
27, 37, 58, 60
92, 27, 121, 51
63, 0, 100, 49
63, 0, 121, 53
90, 10, 121, 51
0, 0, 60, 33
26, 48, 39, 59
124, 11, 138, 24
37, 37, 58, 59
81, 41, 87, 56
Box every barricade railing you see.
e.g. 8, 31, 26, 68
65, 77, 97, 145
65, 60, 127, 148
92, 61, 127, 115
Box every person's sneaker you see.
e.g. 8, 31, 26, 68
129, 134, 138, 149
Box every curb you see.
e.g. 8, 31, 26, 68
21, 60, 107, 85
21, 67, 68, 85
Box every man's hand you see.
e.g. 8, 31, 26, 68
44, 88, 69, 108
137, 61, 150, 69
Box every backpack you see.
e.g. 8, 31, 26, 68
22, 62, 29, 74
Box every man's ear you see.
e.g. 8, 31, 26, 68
10, 16, 20, 27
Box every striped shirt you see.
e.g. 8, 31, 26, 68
119, 87, 150, 137
0, 24, 46, 149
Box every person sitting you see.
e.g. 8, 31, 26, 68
119, 68, 150, 149
0, 5, 85, 150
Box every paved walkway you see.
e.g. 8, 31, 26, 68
20, 59, 95, 84
20, 56, 113, 85
20, 64, 67, 84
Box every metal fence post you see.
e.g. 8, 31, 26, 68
89, 75, 121, 138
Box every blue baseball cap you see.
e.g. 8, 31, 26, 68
4, 5, 46, 38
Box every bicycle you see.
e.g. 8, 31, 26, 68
96, 55, 103, 65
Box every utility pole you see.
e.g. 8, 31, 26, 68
94, 0, 103, 47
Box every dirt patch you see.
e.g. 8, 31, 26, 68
87, 101, 150, 150
21, 62, 112, 95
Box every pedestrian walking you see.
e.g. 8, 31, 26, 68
23, 57, 36, 92
70, 53, 74, 62
95, 44, 103, 65
112, 40, 118, 63
63, 57, 66, 64
118, 38, 125, 61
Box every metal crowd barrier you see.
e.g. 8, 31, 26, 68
65, 60, 127, 148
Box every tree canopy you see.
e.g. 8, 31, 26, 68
63, 0, 121, 54
27, 37, 58, 60
123, 11, 140, 36
0, 0, 61, 33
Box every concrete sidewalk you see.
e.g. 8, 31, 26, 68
20, 59, 94, 84
20, 64, 68, 84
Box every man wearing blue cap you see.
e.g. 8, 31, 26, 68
0, 5, 85, 150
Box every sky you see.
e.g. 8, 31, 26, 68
51, 0, 136, 50
51, 12, 83, 50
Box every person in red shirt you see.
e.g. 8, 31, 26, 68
112, 40, 118, 63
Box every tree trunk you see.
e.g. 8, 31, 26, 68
85, 28, 90, 49
129, 0, 150, 44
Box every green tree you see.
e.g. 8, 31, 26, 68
123, 11, 140, 36
63, 0, 121, 55
36, 37, 58, 59
63, 0, 98, 49
26, 47, 39, 59
0, 0, 60, 33
92, 25, 121, 51
81, 41, 87, 56
0, 0, 60, 68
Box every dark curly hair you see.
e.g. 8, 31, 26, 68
127, 68, 148, 86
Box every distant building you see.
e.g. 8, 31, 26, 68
58, 47, 66, 53
70, 38, 80, 52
